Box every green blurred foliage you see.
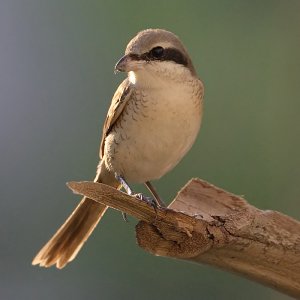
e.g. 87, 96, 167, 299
0, 1, 299, 299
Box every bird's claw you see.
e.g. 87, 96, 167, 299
122, 212, 129, 222
134, 193, 158, 211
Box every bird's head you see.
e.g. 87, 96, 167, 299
114, 29, 197, 85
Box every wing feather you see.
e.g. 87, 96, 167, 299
100, 79, 132, 158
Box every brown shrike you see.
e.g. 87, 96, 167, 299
32, 29, 204, 268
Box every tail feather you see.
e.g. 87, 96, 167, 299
32, 162, 120, 269
32, 197, 107, 268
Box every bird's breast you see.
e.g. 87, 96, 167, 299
104, 80, 203, 183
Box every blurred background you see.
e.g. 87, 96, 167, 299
1, 1, 299, 299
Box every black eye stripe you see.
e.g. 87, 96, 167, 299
149, 46, 164, 58
141, 47, 188, 66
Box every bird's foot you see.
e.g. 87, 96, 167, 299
115, 174, 158, 212
134, 193, 158, 211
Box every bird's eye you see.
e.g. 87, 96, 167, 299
150, 46, 164, 58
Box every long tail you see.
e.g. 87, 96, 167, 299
32, 164, 118, 269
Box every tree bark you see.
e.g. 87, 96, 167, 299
67, 178, 300, 299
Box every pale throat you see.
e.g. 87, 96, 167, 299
128, 71, 137, 85
128, 70, 158, 88
128, 63, 188, 88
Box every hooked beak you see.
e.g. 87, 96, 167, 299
114, 54, 141, 73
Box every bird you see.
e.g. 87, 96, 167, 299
32, 28, 204, 269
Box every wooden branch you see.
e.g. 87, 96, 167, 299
67, 178, 300, 299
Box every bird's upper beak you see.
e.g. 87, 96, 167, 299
114, 54, 141, 73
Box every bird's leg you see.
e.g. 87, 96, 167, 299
144, 181, 166, 207
115, 175, 131, 221
115, 174, 134, 195
115, 174, 157, 210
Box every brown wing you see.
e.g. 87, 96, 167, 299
100, 78, 132, 158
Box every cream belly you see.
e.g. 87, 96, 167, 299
104, 81, 203, 183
